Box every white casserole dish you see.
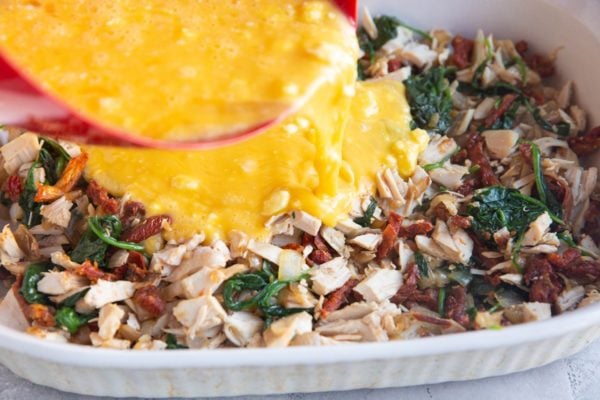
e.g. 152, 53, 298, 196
0, 0, 599, 397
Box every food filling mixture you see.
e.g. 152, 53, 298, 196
0, 7, 598, 350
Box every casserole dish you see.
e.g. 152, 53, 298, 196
0, 0, 599, 397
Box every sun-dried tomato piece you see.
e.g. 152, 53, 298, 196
320, 278, 360, 318
583, 200, 600, 243
282, 243, 304, 252
86, 180, 120, 214
515, 40, 529, 56
120, 215, 172, 243
456, 178, 477, 196
303, 233, 334, 265
35, 153, 88, 203
524, 255, 564, 304
412, 312, 453, 328
526, 53, 555, 78
113, 251, 148, 282
445, 285, 469, 327
27, 304, 56, 327
120, 200, 146, 229
387, 59, 402, 72
75, 260, 114, 283
398, 220, 434, 239
376, 212, 403, 260
390, 264, 438, 312
483, 94, 518, 129
451, 148, 468, 165
568, 126, 600, 156
450, 35, 474, 69
447, 215, 471, 233
547, 248, 581, 269
133, 285, 165, 317
466, 133, 500, 187
4, 175, 24, 202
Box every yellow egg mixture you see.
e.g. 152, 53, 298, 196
0, 0, 429, 240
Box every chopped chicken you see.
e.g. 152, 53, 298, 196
133, 334, 167, 350
503, 302, 552, 324
90, 332, 131, 349
0, 288, 29, 331
482, 130, 520, 159
0, 132, 40, 175
98, 303, 125, 341
263, 311, 312, 348
521, 212, 552, 247
247, 240, 282, 264
173, 295, 227, 339
290, 210, 321, 236
415, 235, 447, 260
166, 243, 231, 282
173, 263, 247, 299
310, 257, 352, 296
0, 225, 25, 265
37, 270, 86, 295
224, 311, 264, 347
349, 233, 382, 251
78, 280, 135, 311
228, 230, 250, 258
40, 197, 73, 228
418, 135, 458, 165
354, 269, 402, 302
556, 286, 585, 313
398, 42, 438, 68
320, 226, 346, 255
50, 251, 81, 270
321, 302, 378, 322
429, 163, 469, 190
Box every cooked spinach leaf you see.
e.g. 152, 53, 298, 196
165, 333, 188, 349
415, 252, 429, 278
59, 288, 90, 308
530, 142, 562, 217
467, 186, 561, 240
18, 162, 42, 227
88, 215, 145, 251
20, 262, 51, 304
223, 264, 312, 320
354, 197, 377, 227
38, 136, 71, 185
55, 306, 94, 334
437, 287, 447, 317
358, 15, 431, 57
71, 215, 142, 265
405, 67, 453, 133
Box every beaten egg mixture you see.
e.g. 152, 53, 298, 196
0, 0, 429, 240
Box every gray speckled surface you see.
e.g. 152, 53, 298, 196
0, 338, 598, 400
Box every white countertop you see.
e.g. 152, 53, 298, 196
0, 337, 597, 400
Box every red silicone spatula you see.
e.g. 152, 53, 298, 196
0, 0, 357, 149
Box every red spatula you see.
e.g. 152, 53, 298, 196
0, 0, 357, 149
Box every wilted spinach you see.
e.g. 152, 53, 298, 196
358, 15, 431, 58
18, 162, 42, 227
223, 262, 312, 323
55, 306, 94, 334
70, 215, 143, 265
38, 137, 71, 185
354, 197, 377, 227
467, 186, 562, 240
165, 333, 188, 349
530, 142, 562, 217
415, 252, 429, 278
20, 262, 51, 304
405, 67, 453, 133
